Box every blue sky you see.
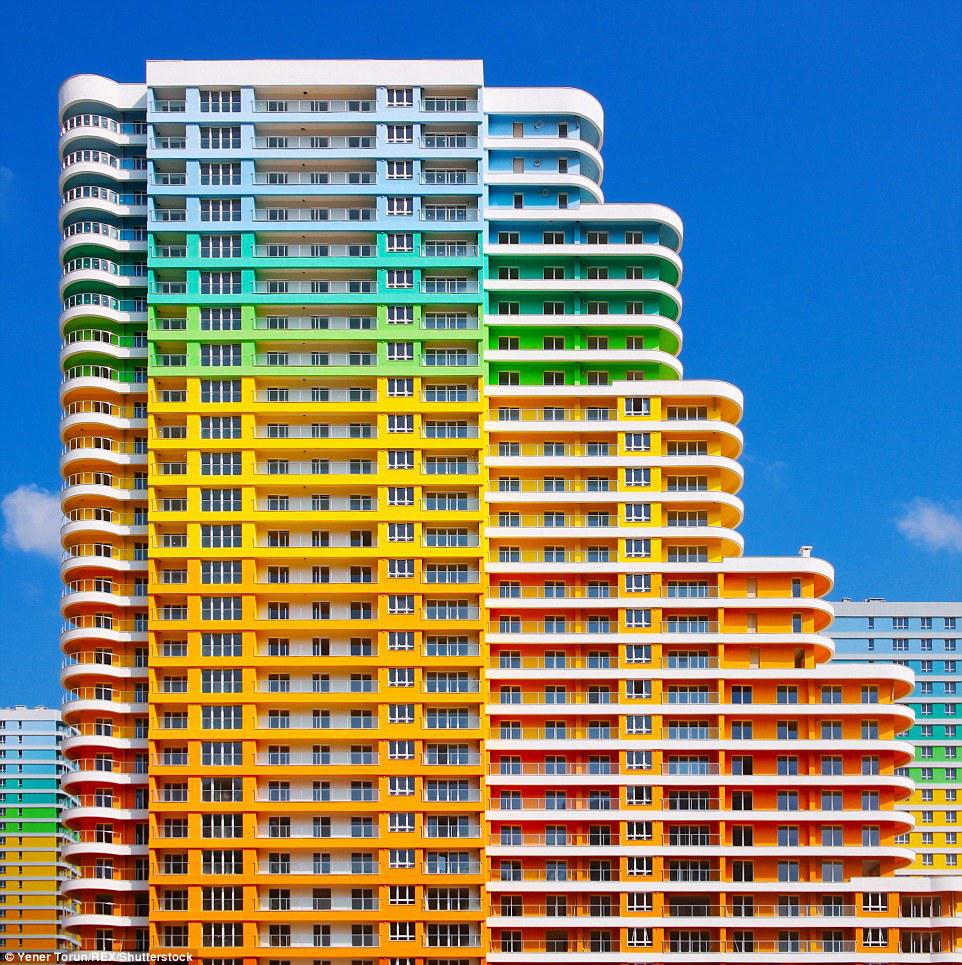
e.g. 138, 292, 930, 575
2, 0, 961, 706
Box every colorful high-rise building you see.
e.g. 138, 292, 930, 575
59, 60, 962, 962
0, 706, 75, 952
832, 600, 962, 874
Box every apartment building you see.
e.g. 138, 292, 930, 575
59, 59, 962, 962
0, 706, 75, 951
832, 600, 962, 873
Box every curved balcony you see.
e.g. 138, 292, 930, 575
485, 134, 605, 182
487, 274, 682, 310
61, 255, 147, 294
60, 332, 147, 368
62, 911, 147, 933
487, 170, 605, 203
486, 312, 684, 350
60, 546, 146, 582
59, 147, 146, 179
61, 875, 147, 896
488, 417, 743, 455
484, 347, 684, 378
62, 470, 144, 505
61, 517, 145, 547
61, 685, 147, 719
62, 763, 147, 792
59, 73, 146, 117
61, 403, 142, 438
60, 191, 147, 226
486, 517, 743, 550
59, 373, 145, 406
60, 112, 147, 149
60, 446, 146, 479
61, 730, 146, 755
62, 794, 146, 824
487, 448, 744, 491
486, 591, 834, 628
486, 377, 744, 420
486, 240, 684, 278
59, 222, 147, 259
60, 652, 147, 688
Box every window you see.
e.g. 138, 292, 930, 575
386, 88, 414, 107
200, 234, 242, 258
388, 559, 414, 578
202, 561, 242, 584
202, 706, 242, 730
201, 379, 241, 403
386, 124, 414, 143
201, 307, 241, 330
201, 525, 241, 548
202, 633, 242, 656
388, 377, 414, 397
388, 450, 414, 470
201, 488, 241, 511
201, 344, 242, 367
200, 162, 241, 185
201, 452, 241, 475
200, 126, 241, 149
202, 670, 242, 693
387, 340, 414, 360
388, 414, 414, 433
386, 196, 414, 216
389, 631, 414, 651
387, 159, 413, 179
200, 90, 241, 112
388, 487, 414, 506
200, 199, 241, 222
389, 705, 415, 724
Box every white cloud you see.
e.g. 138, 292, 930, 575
896, 498, 962, 554
744, 452, 788, 488
1, 485, 62, 560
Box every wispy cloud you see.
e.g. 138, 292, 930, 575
744, 453, 788, 489
896, 498, 962, 554
1, 485, 62, 560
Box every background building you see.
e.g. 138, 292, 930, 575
59, 60, 962, 962
0, 706, 75, 952
832, 600, 962, 873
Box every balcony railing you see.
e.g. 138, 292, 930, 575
62, 223, 148, 244
61, 114, 147, 136
253, 99, 375, 113
253, 207, 375, 222
421, 134, 479, 149
253, 135, 376, 149
62, 186, 146, 208
421, 207, 480, 222
255, 387, 377, 403
253, 244, 376, 258
421, 170, 480, 184
422, 279, 479, 294
253, 170, 375, 185
63, 257, 147, 278
422, 243, 479, 258
253, 280, 376, 295
61, 150, 147, 171
253, 350, 376, 365
255, 315, 374, 330
255, 460, 375, 476
423, 97, 479, 112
